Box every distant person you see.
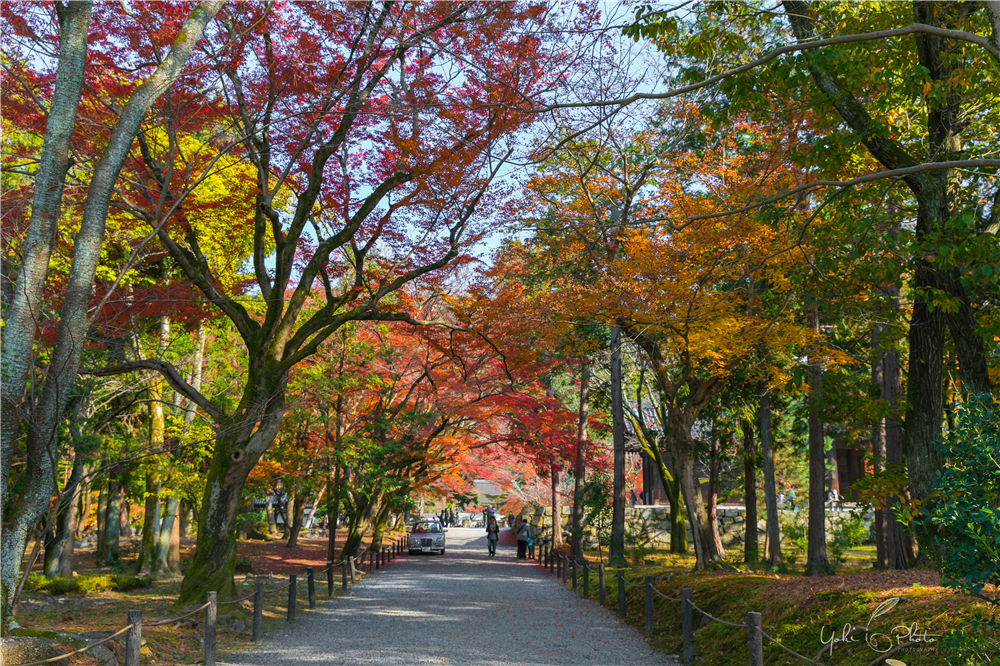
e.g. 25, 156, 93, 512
486, 516, 500, 557
507, 511, 515, 528
789, 488, 797, 511
447, 507, 454, 527
629, 490, 638, 507
526, 524, 534, 559
516, 519, 531, 559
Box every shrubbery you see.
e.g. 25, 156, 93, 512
27, 574, 154, 595
914, 393, 1000, 663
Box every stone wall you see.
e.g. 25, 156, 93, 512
517, 504, 869, 550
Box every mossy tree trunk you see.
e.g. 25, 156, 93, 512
570, 364, 590, 563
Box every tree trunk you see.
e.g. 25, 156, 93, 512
874, 316, 915, 568
44, 455, 84, 578
871, 332, 888, 570
550, 466, 564, 550
570, 363, 590, 563
668, 477, 687, 553
370, 502, 393, 552
158, 497, 181, 575
706, 429, 725, 559
139, 473, 163, 575
341, 490, 382, 560
1, 4, 225, 624
609, 327, 626, 566
265, 494, 277, 535
118, 493, 133, 538
304, 486, 325, 531
674, 443, 721, 569
96, 484, 109, 560
75, 470, 93, 541
326, 467, 343, 562
0, 3, 93, 503
282, 493, 295, 540
57, 469, 82, 579
177, 384, 287, 604
184, 323, 207, 431
102, 482, 121, 566
742, 420, 759, 564
806, 302, 832, 576
645, 438, 687, 553
286, 492, 307, 548
759, 384, 781, 568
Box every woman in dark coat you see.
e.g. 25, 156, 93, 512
486, 516, 500, 557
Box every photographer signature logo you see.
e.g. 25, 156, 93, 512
819, 596, 942, 662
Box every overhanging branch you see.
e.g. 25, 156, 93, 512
79, 359, 224, 423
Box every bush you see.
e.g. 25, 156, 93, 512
27, 574, 154, 595
828, 514, 869, 564
914, 394, 1000, 662
915, 394, 1000, 606
779, 514, 808, 551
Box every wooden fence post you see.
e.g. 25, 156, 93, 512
561, 553, 568, 584
681, 587, 693, 665
287, 574, 297, 622
124, 610, 141, 666
341, 558, 349, 590
326, 561, 334, 596
598, 564, 606, 605
617, 570, 626, 618
204, 591, 217, 666
644, 576, 654, 639
307, 567, 316, 608
583, 562, 590, 598
747, 611, 763, 666
572, 558, 578, 589
349, 556, 356, 583
252, 580, 263, 642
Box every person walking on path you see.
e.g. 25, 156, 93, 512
516, 519, 531, 559
486, 516, 500, 557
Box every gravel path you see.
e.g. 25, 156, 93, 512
227, 527, 678, 666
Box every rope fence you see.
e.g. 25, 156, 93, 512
533, 543, 885, 666
14, 623, 135, 666
11, 535, 408, 666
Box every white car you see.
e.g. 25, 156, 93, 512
408, 520, 446, 554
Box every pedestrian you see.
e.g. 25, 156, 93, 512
486, 516, 500, 557
789, 488, 796, 511
629, 489, 638, 508
447, 507, 454, 527
516, 519, 531, 559
526, 524, 534, 559
508, 511, 515, 528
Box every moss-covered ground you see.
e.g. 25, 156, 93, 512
552, 545, 998, 665
8, 531, 403, 666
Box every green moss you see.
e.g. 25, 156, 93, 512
571, 564, 996, 665
27, 574, 154, 595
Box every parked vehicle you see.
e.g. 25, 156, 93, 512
407, 520, 446, 554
